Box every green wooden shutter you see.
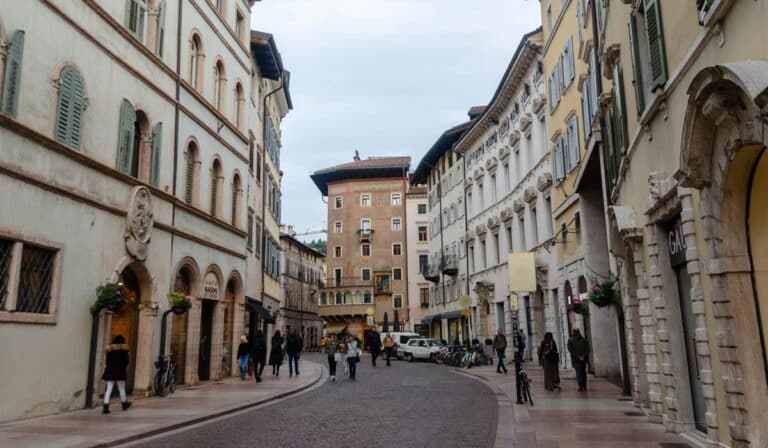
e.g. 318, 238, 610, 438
644, 0, 667, 89
603, 108, 616, 188
570, 116, 580, 164
566, 37, 575, 84
150, 122, 162, 186
628, 14, 645, 116
155, 0, 166, 56
55, 67, 85, 148
184, 150, 194, 203
210, 169, 218, 216
562, 132, 571, 172
116, 99, 136, 173
613, 65, 629, 155
2, 30, 25, 116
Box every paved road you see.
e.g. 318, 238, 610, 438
132, 353, 498, 448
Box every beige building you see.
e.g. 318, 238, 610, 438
0, 0, 290, 423
311, 155, 411, 339
405, 183, 429, 334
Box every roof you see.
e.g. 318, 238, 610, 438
410, 120, 474, 185
467, 106, 487, 119
310, 157, 411, 196
250, 31, 283, 80
279, 233, 326, 259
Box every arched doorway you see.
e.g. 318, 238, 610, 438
171, 265, 194, 385
222, 278, 238, 377
109, 267, 140, 393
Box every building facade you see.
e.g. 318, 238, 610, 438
0, 0, 290, 423
405, 183, 429, 334
279, 226, 323, 348
311, 156, 411, 339
454, 28, 558, 360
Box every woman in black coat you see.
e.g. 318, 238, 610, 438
268, 330, 284, 376
102, 335, 131, 414
250, 330, 267, 383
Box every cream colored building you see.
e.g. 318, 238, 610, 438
405, 183, 429, 334
0, 0, 290, 423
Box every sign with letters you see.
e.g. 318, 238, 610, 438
666, 221, 687, 267
203, 272, 220, 299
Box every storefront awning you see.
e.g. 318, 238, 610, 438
245, 298, 275, 324
421, 314, 441, 325
324, 323, 348, 334
442, 310, 462, 320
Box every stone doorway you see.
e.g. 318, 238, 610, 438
171, 264, 195, 385
198, 299, 215, 381
109, 266, 140, 393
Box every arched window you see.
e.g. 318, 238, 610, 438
234, 82, 244, 129
184, 142, 198, 204
55, 66, 86, 149
213, 60, 225, 111
116, 100, 161, 184
231, 173, 242, 226
189, 34, 203, 90
210, 159, 223, 217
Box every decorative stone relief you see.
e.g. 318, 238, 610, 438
475, 223, 487, 236
536, 172, 553, 191
500, 207, 513, 222
125, 186, 154, 261
512, 198, 525, 213
524, 186, 538, 204
487, 216, 500, 229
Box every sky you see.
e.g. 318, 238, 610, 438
252, 0, 542, 241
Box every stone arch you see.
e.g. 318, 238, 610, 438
676, 62, 768, 447
222, 270, 242, 377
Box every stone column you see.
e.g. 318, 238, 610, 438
210, 301, 224, 381
185, 299, 202, 385
133, 304, 157, 396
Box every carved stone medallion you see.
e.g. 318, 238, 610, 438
125, 186, 154, 260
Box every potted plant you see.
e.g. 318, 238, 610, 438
91, 283, 129, 314
167, 291, 192, 314
573, 301, 589, 315
587, 276, 617, 307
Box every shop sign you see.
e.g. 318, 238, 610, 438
666, 221, 688, 267
203, 272, 219, 299
366, 315, 374, 326
459, 294, 471, 307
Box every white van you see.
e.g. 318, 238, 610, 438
380, 332, 420, 359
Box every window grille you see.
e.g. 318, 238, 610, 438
16, 245, 55, 314
0, 240, 11, 310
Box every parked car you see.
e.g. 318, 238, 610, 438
380, 332, 420, 359
403, 338, 444, 362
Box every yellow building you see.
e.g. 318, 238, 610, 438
596, 1, 768, 446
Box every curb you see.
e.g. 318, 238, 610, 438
95, 361, 326, 448
451, 367, 516, 448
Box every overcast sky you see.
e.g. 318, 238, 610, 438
253, 0, 541, 241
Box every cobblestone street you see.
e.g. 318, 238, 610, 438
131, 354, 498, 448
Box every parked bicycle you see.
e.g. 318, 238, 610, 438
153, 355, 177, 397
518, 368, 534, 406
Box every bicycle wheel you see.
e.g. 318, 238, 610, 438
167, 368, 176, 394
154, 370, 169, 397
524, 381, 534, 406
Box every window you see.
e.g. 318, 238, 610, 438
154, 0, 167, 56
419, 254, 428, 273
393, 294, 403, 309
335, 291, 342, 304
361, 219, 372, 232
564, 115, 580, 171
256, 150, 262, 182
235, 11, 245, 43
544, 197, 554, 238
320, 292, 327, 306
519, 215, 527, 250
468, 245, 475, 273
489, 174, 497, 203
418, 226, 428, 242
530, 207, 539, 245
125, 0, 146, 40
231, 173, 242, 226
420, 288, 429, 307
362, 268, 371, 282
391, 193, 402, 206
392, 244, 402, 256
215, 0, 224, 13
506, 225, 514, 253
335, 196, 343, 208
334, 246, 342, 258
392, 218, 402, 231
393, 268, 402, 281
477, 182, 484, 209
254, 222, 262, 257
246, 212, 253, 251
210, 159, 223, 217
234, 83, 244, 129
546, 4, 553, 34
358, 193, 371, 207
361, 243, 371, 257
418, 204, 427, 214
116, 99, 160, 183
466, 191, 473, 216
334, 268, 342, 287
0, 238, 60, 322
334, 221, 342, 233
503, 163, 510, 192
492, 233, 500, 265
54, 66, 86, 149
213, 60, 225, 111
363, 291, 372, 304
189, 34, 203, 90
1, 30, 24, 117
553, 135, 565, 182
480, 240, 487, 270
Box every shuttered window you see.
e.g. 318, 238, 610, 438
210, 163, 220, 216
565, 37, 575, 86
125, 0, 146, 39
54, 66, 85, 149
576, 0, 583, 44
116, 99, 136, 174
581, 80, 592, 138
613, 65, 629, 155
2, 30, 25, 117
568, 115, 580, 167
644, 0, 667, 89
150, 122, 162, 187
553, 139, 565, 182
628, 14, 645, 116
155, 0, 166, 56
184, 146, 195, 204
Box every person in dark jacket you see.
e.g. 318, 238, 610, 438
102, 335, 131, 414
269, 330, 284, 376
236, 335, 250, 380
250, 330, 267, 382
567, 329, 590, 391
538, 332, 561, 391
367, 328, 381, 367
493, 329, 508, 374
286, 330, 303, 377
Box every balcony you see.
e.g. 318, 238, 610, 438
318, 303, 370, 319
442, 255, 458, 276
423, 263, 440, 283
357, 228, 374, 242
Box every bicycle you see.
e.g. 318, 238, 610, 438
518, 368, 534, 406
153, 355, 177, 397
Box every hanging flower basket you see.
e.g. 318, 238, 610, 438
573, 301, 589, 315
168, 291, 193, 314
91, 283, 129, 314
587, 277, 617, 308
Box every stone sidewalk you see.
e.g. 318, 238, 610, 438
0, 360, 324, 448
459, 363, 695, 448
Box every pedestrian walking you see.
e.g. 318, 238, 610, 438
538, 332, 561, 391
346, 334, 360, 381
383, 333, 395, 367
493, 328, 508, 374
236, 335, 250, 380
367, 328, 381, 367
101, 335, 131, 414
286, 330, 303, 377
338, 338, 349, 377
269, 330, 284, 376
251, 330, 267, 383
324, 334, 339, 381
567, 329, 590, 391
